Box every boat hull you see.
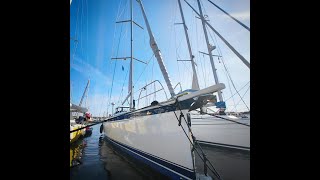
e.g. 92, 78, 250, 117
103, 107, 196, 179
191, 114, 250, 150
70, 124, 86, 144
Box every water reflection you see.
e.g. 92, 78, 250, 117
70, 139, 87, 167
71, 124, 250, 180
194, 145, 250, 180
70, 125, 93, 168
99, 135, 167, 180
70, 125, 158, 180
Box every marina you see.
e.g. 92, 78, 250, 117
70, 0, 250, 179
70, 124, 250, 180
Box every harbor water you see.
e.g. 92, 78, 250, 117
70, 124, 250, 180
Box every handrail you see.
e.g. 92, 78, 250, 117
137, 80, 168, 108
173, 82, 182, 93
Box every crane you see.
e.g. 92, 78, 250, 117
79, 79, 90, 107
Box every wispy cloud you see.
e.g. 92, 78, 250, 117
229, 11, 250, 21
85, 93, 108, 116
95, 11, 107, 68
71, 56, 111, 85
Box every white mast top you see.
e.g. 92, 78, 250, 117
137, 0, 175, 98
197, 0, 223, 101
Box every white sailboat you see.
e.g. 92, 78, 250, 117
191, 112, 250, 150
101, 0, 225, 179
70, 80, 91, 143
176, 0, 250, 151
70, 103, 87, 143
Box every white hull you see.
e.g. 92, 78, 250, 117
191, 113, 250, 150
103, 108, 195, 179
102, 84, 226, 179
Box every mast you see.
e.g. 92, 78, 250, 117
129, 0, 134, 109
85, 79, 90, 110
112, 0, 144, 110
183, 0, 250, 69
137, 0, 175, 98
177, 0, 199, 90
79, 79, 90, 107
196, 0, 223, 102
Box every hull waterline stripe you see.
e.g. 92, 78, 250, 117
196, 140, 250, 151
108, 136, 194, 172
107, 137, 195, 179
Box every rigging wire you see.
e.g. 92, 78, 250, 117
108, 23, 124, 109
189, 1, 202, 89
71, 0, 82, 64
201, 0, 221, 89
223, 68, 237, 111
174, 14, 193, 81
201, 0, 250, 111
173, 6, 183, 88
133, 53, 155, 88
86, 0, 88, 63
199, 108, 250, 127
118, 68, 130, 104
200, 53, 207, 87
152, 57, 155, 101
74, 0, 81, 41
206, 24, 238, 110
172, 100, 223, 179
207, 0, 250, 31
165, 1, 176, 86
80, 0, 84, 56
194, 0, 208, 88
106, 0, 127, 112
205, 19, 239, 109
225, 81, 250, 101
221, 59, 250, 111
230, 85, 250, 112
176, 0, 194, 88
174, 111, 222, 179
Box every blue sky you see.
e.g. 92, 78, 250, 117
70, 0, 250, 116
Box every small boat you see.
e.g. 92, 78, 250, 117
70, 79, 91, 143
70, 103, 87, 143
